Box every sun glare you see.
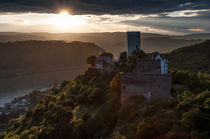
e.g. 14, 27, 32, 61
51, 10, 85, 30
60, 11, 69, 16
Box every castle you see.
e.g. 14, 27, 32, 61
94, 32, 172, 102
120, 32, 172, 102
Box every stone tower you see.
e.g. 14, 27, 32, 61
127, 32, 141, 55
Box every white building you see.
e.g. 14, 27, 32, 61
155, 54, 168, 75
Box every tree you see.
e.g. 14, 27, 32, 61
86, 56, 97, 67
126, 50, 146, 71
109, 72, 121, 93
101, 52, 113, 59
172, 71, 189, 84
119, 52, 127, 64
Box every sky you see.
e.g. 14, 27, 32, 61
0, 0, 210, 35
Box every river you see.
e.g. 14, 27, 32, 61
0, 67, 86, 107
0, 87, 49, 107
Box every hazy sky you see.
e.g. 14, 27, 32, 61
0, 0, 210, 35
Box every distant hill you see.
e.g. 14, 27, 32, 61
166, 40, 210, 73
0, 32, 205, 57
0, 32, 49, 42
0, 41, 104, 93
0, 40, 104, 69
141, 37, 202, 53
179, 33, 210, 40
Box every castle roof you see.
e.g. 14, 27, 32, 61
155, 54, 168, 62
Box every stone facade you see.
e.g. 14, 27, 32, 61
95, 53, 115, 73
134, 59, 161, 74
120, 55, 172, 103
121, 73, 172, 101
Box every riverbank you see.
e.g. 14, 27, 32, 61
0, 89, 49, 132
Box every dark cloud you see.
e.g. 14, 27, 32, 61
0, 0, 209, 15
120, 15, 210, 34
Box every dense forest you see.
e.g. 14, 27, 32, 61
0, 90, 47, 133
166, 40, 210, 73
1, 48, 210, 139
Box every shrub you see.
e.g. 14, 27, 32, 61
109, 72, 121, 93
86, 55, 97, 67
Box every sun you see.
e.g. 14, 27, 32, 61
52, 10, 85, 30
60, 11, 69, 16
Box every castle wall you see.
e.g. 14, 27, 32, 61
134, 60, 161, 74
120, 73, 172, 102
95, 54, 115, 73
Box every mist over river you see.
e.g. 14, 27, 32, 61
0, 66, 86, 107
0, 88, 49, 107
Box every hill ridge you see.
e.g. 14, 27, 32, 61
166, 40, 210, 73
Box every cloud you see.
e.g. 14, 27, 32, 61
14, 19, 25, 23
164, 9, 210, 17
180, 2, 193, 7
188, 28, 205, 32
1, 13, 210, 34
120, 15, 210, 34
0, 23, 60, 32
0, 0, 209, 15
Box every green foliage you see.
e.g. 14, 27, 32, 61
203, 98, 210, 109
137, 118, 172, 139
1, 64, 121, 138
88, 88, 104, 105
126, 50, 146, 71
172, 70, 189, 84
109, 72, 121, 92
175, 90, 210, 138
20, 129, 30, 139
166, 40, 210, 73
119, 52, 127, 63
112, 132, 127, 139
172, 70, 210, 93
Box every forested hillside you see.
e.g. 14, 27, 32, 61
0, 41, 104, 95
166, 40, 210, 73
0, 41, 104, 70
1, 52, 210, 139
